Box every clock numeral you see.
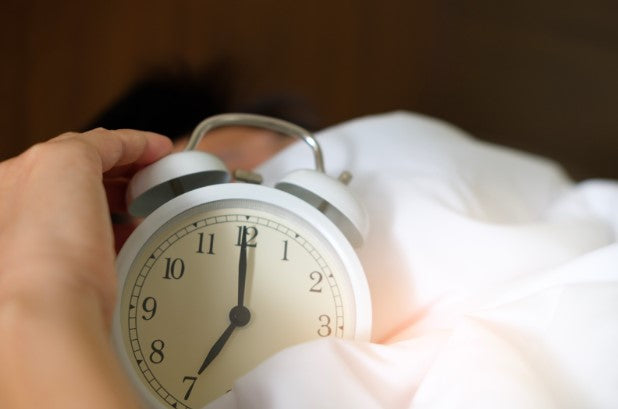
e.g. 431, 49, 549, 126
182, 376, 198, 400
309, 271, 323, 293
149, 339, 165, 364
236, 226, 258, 247
197, 232, 215, 254
282, 240, 289, 261
141, 296, 157, 320
317, 314, 332, 337
163, 257, 185, 280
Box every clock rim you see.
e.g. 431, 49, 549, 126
112, 183, 372, 409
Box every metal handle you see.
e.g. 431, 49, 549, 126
186, 113, 325, 173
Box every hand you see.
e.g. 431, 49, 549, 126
237, 226, 248, 307
198, 321, 236, 374
198, 230, 252, 374
0, 128, 172, 408
197, 306, 251, 374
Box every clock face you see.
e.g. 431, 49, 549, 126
118, 198, 358, 409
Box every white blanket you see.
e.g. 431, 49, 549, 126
208, 111, 618, 409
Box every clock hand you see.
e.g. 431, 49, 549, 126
197, 306, 251, 375
198, 321, 236, 374
237, 227, 248, 307
198, 228, 252, 375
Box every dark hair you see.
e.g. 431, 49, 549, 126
84, 65, 320, 139
84, 69, 228, 140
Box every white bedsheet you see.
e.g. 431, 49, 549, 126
207, 111, 618, 409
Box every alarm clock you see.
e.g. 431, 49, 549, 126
112, 113, 372, 409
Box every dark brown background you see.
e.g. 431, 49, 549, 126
1, 0, 616, 179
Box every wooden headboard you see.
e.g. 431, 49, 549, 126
1, 0, 616, 179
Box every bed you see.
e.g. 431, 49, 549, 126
206, 111, 618, 409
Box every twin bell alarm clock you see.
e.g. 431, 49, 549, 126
112, 113, 372, 409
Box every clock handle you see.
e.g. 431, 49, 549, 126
186, 113, 325, 173
186, 113, 368, 247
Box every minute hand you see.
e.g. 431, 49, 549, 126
237, 227, 248, 307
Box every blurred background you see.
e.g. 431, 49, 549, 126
1, 0, 616, 179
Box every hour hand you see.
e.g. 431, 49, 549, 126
197, 306, 251, 374
198, 321, 236, 374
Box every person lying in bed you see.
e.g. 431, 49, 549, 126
1, 112, 616, 408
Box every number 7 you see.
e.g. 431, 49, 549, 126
182, 376, 198, 400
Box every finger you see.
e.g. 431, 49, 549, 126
103, 157, 166, 179
112, 129, 174, 166
52, 128, 173, 173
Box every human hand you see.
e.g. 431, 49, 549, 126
0, 129, 172, 408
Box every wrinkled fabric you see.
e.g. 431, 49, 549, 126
207, 111, 618, 409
